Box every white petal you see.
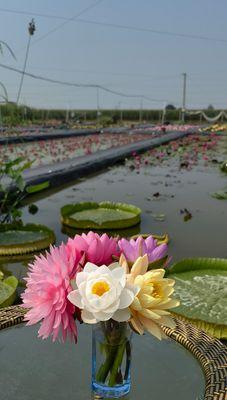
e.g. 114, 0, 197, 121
108, 262, 121, 271
81, 309, 97, 324
93, 311, 114, 321
111, 267, 126, 287
126, 282, 140, 296
67, 290, 83, 308
78, 281, 86, 297
103, 299, 120, 314
84, 262, 98, 273
119, 288, 135, 309
98, 265, 110, 274
112, 308, 131, 322
76, 271, 88, 287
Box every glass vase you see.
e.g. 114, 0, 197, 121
92, 320, 132, 398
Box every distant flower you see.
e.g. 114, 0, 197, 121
120, 254, 179, 340
66, 232, 119, 266
68, 262, 136, 323
21, 244, 82, 342
118, 236, 168, 265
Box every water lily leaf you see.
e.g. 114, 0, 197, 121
0, 276, 18, 308
61, 202, 141, 230
220, 161, 227, 173
211, 191, 227, 200
131, 233, 169, 245
167, 258, 227, 339
26, 181, 50, 194
0, 224, 55, 256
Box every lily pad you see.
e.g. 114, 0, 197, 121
0, 224, 55, 256
211, 191, 227, 200
131, 233, 169, 245
220, 161, 227, 173
0, 276, 18, 308
167, 258, 227, 339
61, 202, 141, 230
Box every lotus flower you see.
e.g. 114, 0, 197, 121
68, 262, 137, 323
66, 232, 119, 266
118, 236, 168, 265
21, 243, 82, 342
120, 254, 179, 340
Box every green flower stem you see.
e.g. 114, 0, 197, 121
96, 345, 117, 383
108, 341, 126, 387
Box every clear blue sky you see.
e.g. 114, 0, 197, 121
0, 0, 227, 110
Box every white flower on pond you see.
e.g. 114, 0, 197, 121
68, 262, 138, 323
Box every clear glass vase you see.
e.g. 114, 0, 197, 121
92, 320, 132, 398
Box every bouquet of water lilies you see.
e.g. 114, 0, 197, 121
22, 232, 179, 396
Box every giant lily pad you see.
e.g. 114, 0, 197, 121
167, 258, 227, 339
0, 275, 18, 308
61, 201, 141, 230
131, 233, 169, 245
0, 224, 55, 256
220, 161, 227, 173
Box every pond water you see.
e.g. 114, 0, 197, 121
1, 133, 227, 399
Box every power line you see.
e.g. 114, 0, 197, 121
27, 0, 104, 46
1, 7, 227, 44
0, 63, 168, 103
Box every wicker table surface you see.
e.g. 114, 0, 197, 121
0, 305, 226, 400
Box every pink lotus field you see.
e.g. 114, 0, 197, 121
21, 232, 178, 343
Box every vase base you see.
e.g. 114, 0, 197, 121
92, 381, 130, 398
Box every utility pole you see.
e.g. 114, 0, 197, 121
17, 19, 36, 105
139, 98, 143, 123
181, 72, 187, 123
96, 87, 100, 123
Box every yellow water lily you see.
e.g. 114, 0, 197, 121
119, 254, 180, 340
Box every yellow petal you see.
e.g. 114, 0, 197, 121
140, 308, 161, 320
155, 299, 180, 310
131, 297, 142, 311
138, 315, 164, 340
144, 269, 165, 281
130, 255, 149, 277
119, 254, 129, 274
134, 275, 145, 287
130, 316, 144, 335
160, 316, 176, 330
139, 294, 155, 308
152, 309, 171, 316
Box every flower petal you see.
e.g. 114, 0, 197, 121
81, 310, 97, 324
67, 290, 83, 308
112, 308, 131, 322
119, 288, 135, 309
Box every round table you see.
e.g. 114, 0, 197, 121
0, 322, 205, 400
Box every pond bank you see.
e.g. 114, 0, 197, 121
23, 129, 196, 192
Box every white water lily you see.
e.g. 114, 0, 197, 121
68, 262, 138, 323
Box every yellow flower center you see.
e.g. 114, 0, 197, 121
152, 282, 163, 298
92, 280, 110, 297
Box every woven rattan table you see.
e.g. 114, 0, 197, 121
0, 305, 226, 400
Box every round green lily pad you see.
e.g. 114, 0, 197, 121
0, 275, 18, 308
167, 258, 227, 339
61, 201, 141, 230
220, 161, 227, 173
0, 224, 55, 256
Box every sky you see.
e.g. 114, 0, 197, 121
0, 0, 227, 110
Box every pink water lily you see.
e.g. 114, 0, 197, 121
66, 231, 120, 266
118, 235, 168, 264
